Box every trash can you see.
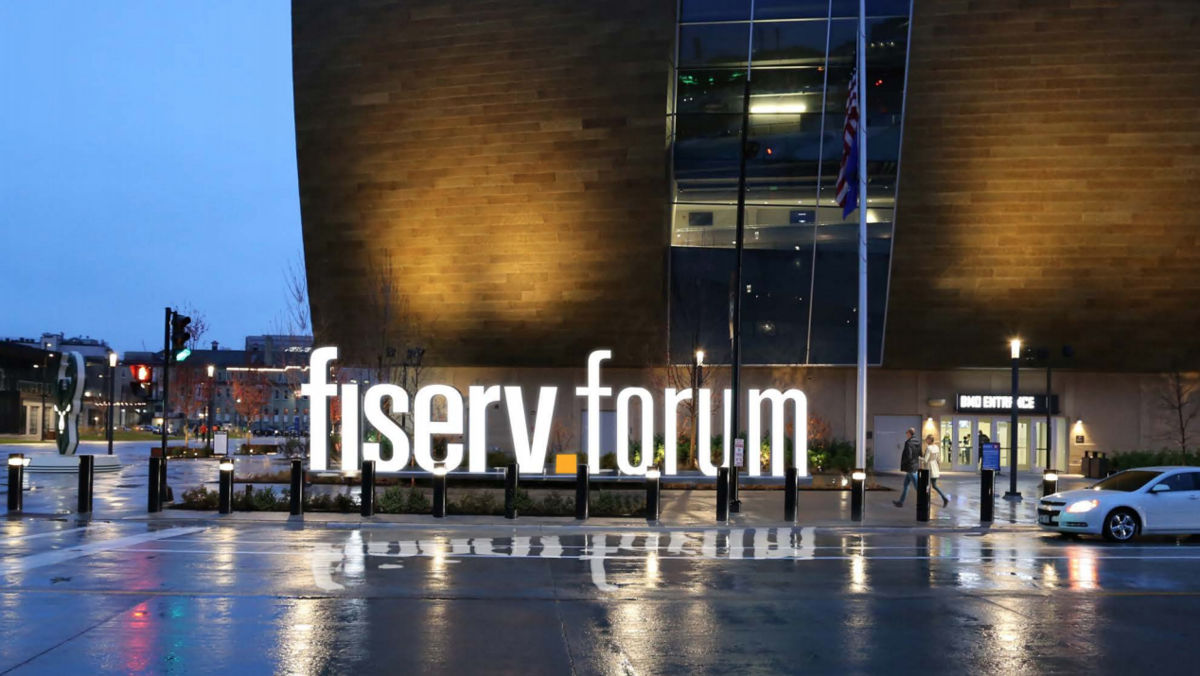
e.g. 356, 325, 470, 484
1081, 451, 1093, 478
1094, 452, 1109, 478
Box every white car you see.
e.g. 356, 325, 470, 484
1038, 466, 1200, 542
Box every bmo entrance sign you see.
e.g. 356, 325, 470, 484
955, 394, 1059, 416
302, 347, 809, 478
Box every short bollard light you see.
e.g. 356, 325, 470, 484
218, 459, 235, 515
575, 463, 589, 520
850, 469, 867, 522
147, 456, 163, 513
716, 466, 730, 522
289, 459, 304, 516
916, 469, 931, 522
78, 455, 95, 515
432, 466, 448, 518
504, 463, 518, 520
1043, 469, 1059, 497
645, 468, 662, 522
981, 468, 996, 523
8, 454, 25, 513
361, 460, 376, 517
784, 466, 799, 523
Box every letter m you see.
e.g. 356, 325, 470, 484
748, 389, 808, 477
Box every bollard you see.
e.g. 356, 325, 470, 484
784, 467, 798, 523
361, 460, 376, 517
78, 455, 95, 515
7, 454, 24, 513
850, 469, 866, 522
432, 466, 447, 518
504, 463, 518, 520
730, 465, 742, 513
147, 457, 162, 513
916, 469, 930, 522
645, 468, 661, 522
716, 466, 729, 522
290, 459, 304, 515
218, 458, 234, 514
575, 463, 589, 520
159, 457, 171, 505
981, 468, 995, 523
1042, 468, 1059, 498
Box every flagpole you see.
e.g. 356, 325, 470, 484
855, 0, 869, 471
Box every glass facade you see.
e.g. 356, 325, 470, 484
669, 0, 912, 365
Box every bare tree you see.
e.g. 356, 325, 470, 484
1155, 368, 1200, 464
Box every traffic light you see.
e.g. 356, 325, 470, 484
171, 313, 192, 362
130, 364, 152, 383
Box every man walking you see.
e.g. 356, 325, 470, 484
893, 427, 921, 507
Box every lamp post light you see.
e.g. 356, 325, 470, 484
107, 351, 117, 455
1004, 339, 1022, 501
206, 364, 216, 448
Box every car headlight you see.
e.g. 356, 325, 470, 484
1066, 499, 1100, 514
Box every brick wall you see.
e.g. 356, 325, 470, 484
888, 0, 1200, 371
291, 0, 675, 367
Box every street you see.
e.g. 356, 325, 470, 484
3, 518, 1200, 675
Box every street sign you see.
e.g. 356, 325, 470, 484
734, 438, 745, 468
214, 432, 229, 457
981, 442, 1001, 471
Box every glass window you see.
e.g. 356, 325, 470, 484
1153, 472, 1200, 492
755, 0, 837, 20
679, 24, 752, 68
1091, 471, 1162, 492
753, 21, 829, 66
827, 17, 909, 67
681, 0, 752, 23
677, 70, 747, 115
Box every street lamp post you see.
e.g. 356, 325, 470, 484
1004, 339, 1022, 501
206, 364, 216, 448
693, 350, 704, 470
107, 351, 117, 455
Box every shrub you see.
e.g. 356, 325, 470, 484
333, 492, 357, 513
282, 437, 304, 458
535, 491, 570, 516
180, 485, 218, 509
405, 488, 431, 514
486, 451, 511, 468
600, 453, 619, 471
449, 492, 501, 516
1110, 449, 1196, 471
590, 490, 645, 517
377, 485, 408, 513
512, 486, 536, 512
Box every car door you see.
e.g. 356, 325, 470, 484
1143, 471, 1200, 532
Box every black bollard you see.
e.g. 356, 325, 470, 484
981, 468, 995, 523
159, 457, 171, 505
1042, 469, 1059, 498
218, 459, 234, 514
7, 454, 24, 513
716, 466, 729, 522
147, 456, 162, 513
504, 463, 518, 520
645, 468, 661, 522
575, 463, 589, 520
432, 466, 447, 518
78, 455, 95, 515
784, 466, 798, 523
290, 459, 304, 515
916, 469, 930, 522
730, 465, 742, 513
851, 469, 866, 522
361, 460, 376, 517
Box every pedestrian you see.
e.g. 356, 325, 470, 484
893, 428, 921, 507
923, 434, 949, 507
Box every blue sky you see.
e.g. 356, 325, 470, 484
0, 1, 303, 354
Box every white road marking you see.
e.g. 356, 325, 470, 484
0, 527, 206, 574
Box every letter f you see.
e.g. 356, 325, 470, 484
576, 350, 612, 473
301, 346, 339, 470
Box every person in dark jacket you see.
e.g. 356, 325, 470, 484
893, 428, 921, 507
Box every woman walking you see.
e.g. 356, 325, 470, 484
923, 434, 950, 507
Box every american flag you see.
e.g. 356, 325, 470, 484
835, 68, 860, 219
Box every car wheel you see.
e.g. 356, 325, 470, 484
1103, 508, 1139, 542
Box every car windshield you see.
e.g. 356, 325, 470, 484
1091, 470, 1162, 492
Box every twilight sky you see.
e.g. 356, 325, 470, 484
0, 1, 303, 355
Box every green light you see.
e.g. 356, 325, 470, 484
176, 348, 192, 362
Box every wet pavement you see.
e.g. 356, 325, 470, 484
4, 518, 1200, 674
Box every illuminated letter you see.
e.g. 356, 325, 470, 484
504, 386, 558, 472
468, 385, 502, 472
300, 346, 338, 471
616, 387, 654, 475
697, 389, 720, 476
414, 385, 465, 472
575, 350, 612, 472
663, 388, 692, 475
748, 389, 808, 477
363, 384, 410, 472
341, 383, 359, 471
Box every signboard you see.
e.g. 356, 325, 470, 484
734, 438, 745, 468
213, 432, 229, 457
1076, 435, 1085, 444
955, 393, 1059, 415
981, 442, 1001, 471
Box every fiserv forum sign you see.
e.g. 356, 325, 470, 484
302, 348, 808, 477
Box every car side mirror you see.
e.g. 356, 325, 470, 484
1151, 484, 1171, 494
